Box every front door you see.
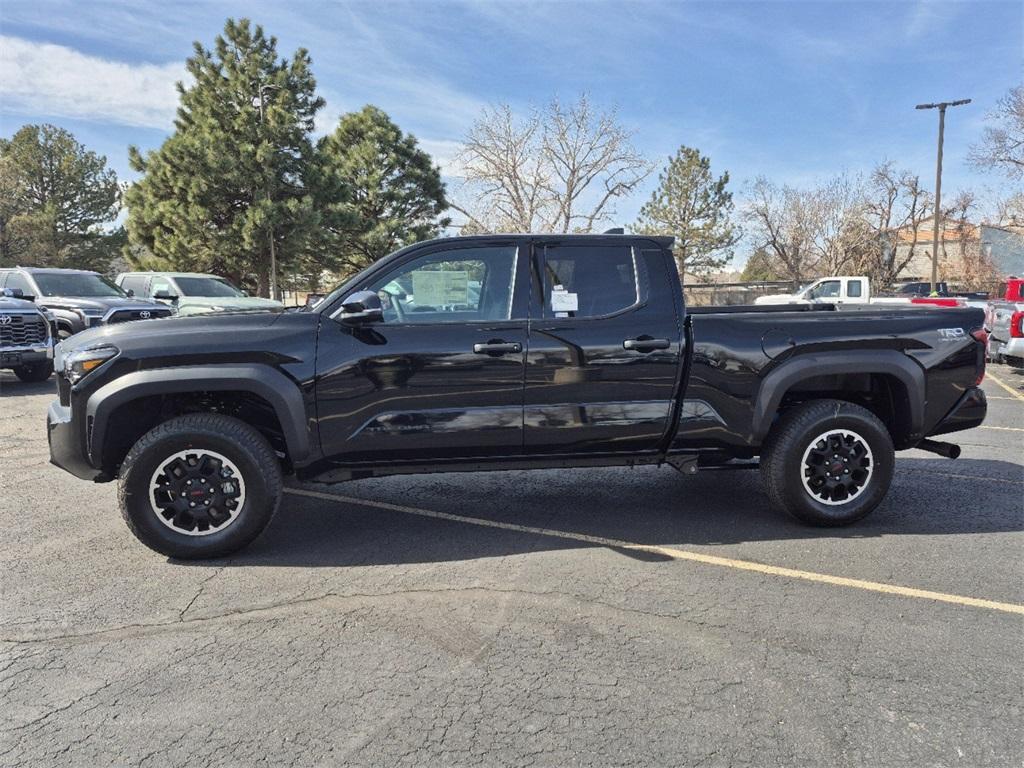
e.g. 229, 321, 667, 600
524, 241, 684, 454
315, 240, 529, 464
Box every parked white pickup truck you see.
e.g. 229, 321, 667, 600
755, 276, 965, 308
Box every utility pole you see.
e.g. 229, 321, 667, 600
915, 98, 970, 294
256, 83, 281, 301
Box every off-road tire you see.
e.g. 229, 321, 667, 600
118, 414, 282, 559
761, 399, 894, 526
13, 361, 54, 382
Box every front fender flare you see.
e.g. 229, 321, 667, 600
85, 365, 312, 465
752, 350, 926, 443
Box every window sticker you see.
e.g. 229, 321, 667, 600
550, 286, 578, 314
411, 270, 469, 306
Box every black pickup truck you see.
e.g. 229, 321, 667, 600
47, 234, 988, 559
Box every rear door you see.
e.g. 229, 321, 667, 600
524, 240, 684, 454
315, 239, 530, 464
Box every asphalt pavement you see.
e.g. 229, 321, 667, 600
1, 366, 1022, 767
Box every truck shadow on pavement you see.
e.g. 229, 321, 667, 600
191, 457, 1023, 568
0, 374, 54, 397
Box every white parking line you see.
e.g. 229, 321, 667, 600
285, 487, 1024, 616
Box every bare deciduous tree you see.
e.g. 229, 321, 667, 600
969, 85, 1024, 180
855, 162, 932, 286
453, 95, 651, 233
744, 175, 866, 282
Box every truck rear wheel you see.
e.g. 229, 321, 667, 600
761, 399, 894, 526
117, 414, 282, 559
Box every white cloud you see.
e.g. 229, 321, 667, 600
417, 137, 467, 179
0, 35, 183, 129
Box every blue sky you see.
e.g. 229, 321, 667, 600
1, 0, 1020, 244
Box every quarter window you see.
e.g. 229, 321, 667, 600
119, 276, 148, 296
3, 272, 34, 296
364, 245, 518, 324
540, 245, 638, 318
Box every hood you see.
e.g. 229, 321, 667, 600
176, 296, 284, 313
39, 295, 166, 312
57, 310, 318, 377
60, 310, 286, 354
0, 297, 42, 313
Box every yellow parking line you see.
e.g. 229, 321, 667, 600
987, 371, 1024, 403
285, 487, 1024, 616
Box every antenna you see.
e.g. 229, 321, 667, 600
603, 227, 625, 235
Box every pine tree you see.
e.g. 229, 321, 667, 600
0, 124, 120, 270
634, 146, 737, 278
124, 18, 324, 296
317, 106, 449, 276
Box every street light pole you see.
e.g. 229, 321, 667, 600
915, 98, 970, 294
256, 83, 280, 301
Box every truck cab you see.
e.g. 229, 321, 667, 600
754, 276, 869, 306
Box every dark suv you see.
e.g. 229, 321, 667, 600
0, 267, 172, 339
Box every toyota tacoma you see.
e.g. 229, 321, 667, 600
46, 233, 989, 558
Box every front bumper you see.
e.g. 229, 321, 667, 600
927, 386, 987, 438
1, 341, 54, 369
47, 399, 108, 481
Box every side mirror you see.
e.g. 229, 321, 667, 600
153, 290, 178, 301
337, 290, 384, 324
125, 288, 135, 297
4, 287, 34, 301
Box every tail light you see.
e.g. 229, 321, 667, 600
971, 327, 988, 385
1011, 311, 1024, 339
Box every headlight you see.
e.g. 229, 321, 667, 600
63, 346, 118, 384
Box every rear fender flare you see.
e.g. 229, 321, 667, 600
752, 350, 925, 443
85, 365, 311, 465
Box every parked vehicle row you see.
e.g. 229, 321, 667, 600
0, 268, 284, 347
754, 276, 971, 308
0, 268, 173, 339
46, 232, 989, 559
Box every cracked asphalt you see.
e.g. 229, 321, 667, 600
1, 367, 1022, 767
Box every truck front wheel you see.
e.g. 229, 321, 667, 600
13, 361, 54, 382
761, 399, 894, 526
117, 414, 282, 559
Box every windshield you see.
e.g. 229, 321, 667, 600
33, 273, 125, 297
174, 276, 245, 298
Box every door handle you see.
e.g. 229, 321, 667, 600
623, 337, 671, 352
473, 341, 522, 355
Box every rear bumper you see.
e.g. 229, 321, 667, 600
992, 337, 1024, 364
47, 400, 108, 481
926, 386, 987, 438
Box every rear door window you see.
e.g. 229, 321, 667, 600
539, 245, 639, 319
